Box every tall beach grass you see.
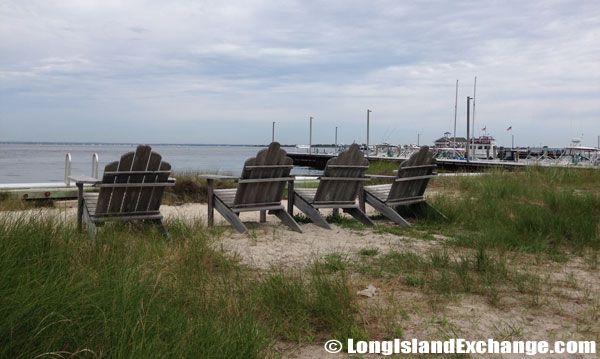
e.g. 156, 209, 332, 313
426, 166, 600, 253
0, 216, 362, 358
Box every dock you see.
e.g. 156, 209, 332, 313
0, 182, 80, 200
287, 152, 526, 171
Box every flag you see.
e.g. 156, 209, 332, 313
507, 126, 512, 131
481, 126, 486, 131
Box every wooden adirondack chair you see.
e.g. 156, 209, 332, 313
202, 142, 302, 233
69, 144, 175, 239
288, 144, 374, 229
362, 146, 446, 226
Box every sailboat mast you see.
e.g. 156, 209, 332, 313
472, 76, 477, 160
453, 80, 458, 150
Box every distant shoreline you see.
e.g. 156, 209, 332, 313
0, 141, 346, 148
0, 141, 297, 147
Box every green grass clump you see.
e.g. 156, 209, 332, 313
425, 167, 600, 253
0, 215, 363, 358
366, 160, 400, 176
359, 248, 380, 256
255, 264, 363, 343
364, 248, 541, 306
168, 170, 237, 204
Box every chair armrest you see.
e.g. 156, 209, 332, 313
197, 174, 240, 181
68, 175, 101, 185
365, 174, 396, 179
292, 174, 321, 180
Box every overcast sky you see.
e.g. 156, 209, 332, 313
1, 0, 599, 147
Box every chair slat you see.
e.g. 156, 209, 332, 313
136, 151, 162, 212
95, 161, 118, 215
108, 152, 134, 213
122, 145, 152, 213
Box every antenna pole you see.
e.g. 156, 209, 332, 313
272, 121, 275, 142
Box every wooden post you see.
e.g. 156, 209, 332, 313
77, 182, 84, 232
309, 116, 312, 154
366, 109, 371, 155
207, 179, 214, 226
335, 126, 338, 150
260, 211, 266, 223
287, 179, 294, 216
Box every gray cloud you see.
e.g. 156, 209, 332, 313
0, 0, 599, 147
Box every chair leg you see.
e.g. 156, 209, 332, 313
154, 218, 171, 240
207, 179, 214, 226
287, 180, 295, 216
365, 192, 411, 227
83, 208, 97, 239
260, 210, 266, 223
214, 197, 248, 233
344, 207, 375, 226
269, 209, 303, 233
77, 183, 84, 232
411, 202, 447, 221
293, 193, 331, 229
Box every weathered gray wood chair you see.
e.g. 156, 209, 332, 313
202, 142, 302, 233
288, 144, 374, 229
362, 146, 446, 226
69, 144, 175, 238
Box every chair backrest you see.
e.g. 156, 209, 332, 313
233, 142, 293, 208
386, 146, 436, 204
95, 145, 172, 216
313, 144, 369, 204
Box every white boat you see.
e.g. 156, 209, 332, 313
467, 134, 497, 160
557, 138, 600, 166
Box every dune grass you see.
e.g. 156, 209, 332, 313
0, 216, 363, 358
288, 165, 600, 255
356, 247, 544, 308
422, 166, 600, 254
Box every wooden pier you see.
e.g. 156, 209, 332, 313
287, 152, 525, 171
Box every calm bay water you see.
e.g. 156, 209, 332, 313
0, 143, 320, 183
